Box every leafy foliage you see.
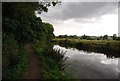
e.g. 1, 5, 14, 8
3, 2, 55, 43
3, 44, 28, 79
2, 2, 55, 79
37, 0, 61, 14
3, 33, 19, 68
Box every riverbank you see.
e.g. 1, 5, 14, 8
53, 38, 120, 58
32, 40, 74, 80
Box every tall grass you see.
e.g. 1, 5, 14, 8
33, 40, 74, 80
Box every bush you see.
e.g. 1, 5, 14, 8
3, 45, 28, 79
3, 33, 19, 69
2, 34, 28, 79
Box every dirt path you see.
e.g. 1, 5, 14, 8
22, 44, 41, 79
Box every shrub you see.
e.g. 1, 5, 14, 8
3, 33, 19, 69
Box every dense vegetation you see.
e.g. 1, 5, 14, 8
56, 34, 120, 40
2, 2, 70, 80
53, 38, 120, 58
3, 2, 119, 80
33, 40, 73, 79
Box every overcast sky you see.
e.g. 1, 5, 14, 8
36, 2, 118, 36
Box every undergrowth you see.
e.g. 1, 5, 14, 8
3, 45, 28, 80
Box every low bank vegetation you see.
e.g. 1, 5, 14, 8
33, 40, 74, 80
53, 38, 120, 58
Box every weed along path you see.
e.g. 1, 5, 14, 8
22, 44, 41, 79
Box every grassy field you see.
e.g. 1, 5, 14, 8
53, 38, 120, 43
53, 38, 120, 58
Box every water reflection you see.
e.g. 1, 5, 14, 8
53, 45, 119, 79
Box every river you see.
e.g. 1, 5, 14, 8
53, 45, 120, 79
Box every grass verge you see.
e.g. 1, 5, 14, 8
33, 40, 75, 80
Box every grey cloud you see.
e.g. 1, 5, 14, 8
0, 0, 119, 2
73, 17, 101, 23
1, 0, 39, 2
118, 1, 120, 37
60, 0, 119, 2
41, 2, 118, 21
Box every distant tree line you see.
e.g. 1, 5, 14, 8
56, 34, 120, 40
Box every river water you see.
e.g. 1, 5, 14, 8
53, 45, 120, 79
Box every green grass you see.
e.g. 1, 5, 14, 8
33, 40, 75, 80
53, 38, 120, 43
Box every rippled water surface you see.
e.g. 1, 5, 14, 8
53, 45, 120, 79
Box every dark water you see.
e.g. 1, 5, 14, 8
53, 45, 120, 79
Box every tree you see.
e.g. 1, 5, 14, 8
100, 36, 103, 40
2, 2, 59, 79
37, 0, 61, 14
103, 35, 108, 40
113, 34, 117, 40
81, 34, 89, 39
